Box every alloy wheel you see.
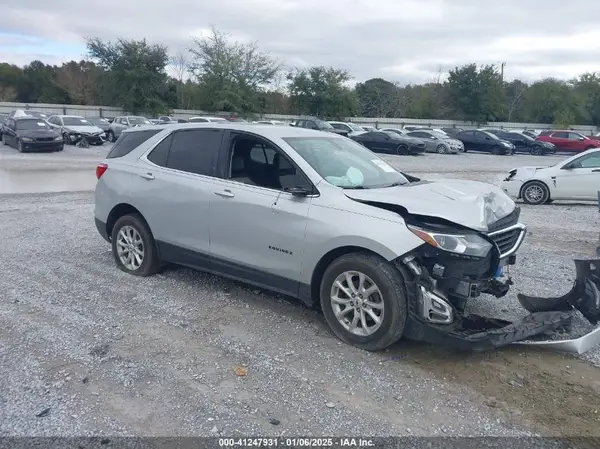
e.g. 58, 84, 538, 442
116, 225, 145, 271
330, 271, 384, 336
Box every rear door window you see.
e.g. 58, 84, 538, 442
106, 129, 162, 159
165, 129, 224, 177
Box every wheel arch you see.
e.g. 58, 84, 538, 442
308, 244, 402, 309
519, 178, 551, 200
105, 203, 150, 241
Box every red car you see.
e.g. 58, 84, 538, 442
536, 130, 600, 153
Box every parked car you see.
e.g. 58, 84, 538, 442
94, 123, 528, 351
188, 116, 229, 123
402, 125, 423, 131
47, 114, 106, 145
1, 116, 63, 152
502, 148, 600, 205
290, 118, 348, 136
253, 120, 288, 126
441, 127, 464, 137
520, 129, 541, 138
86, 116, 111, 139
351, 130, 426, 155
157, 116, 179, 125
494, 131, 555, 155
328, 121, 366, 136
107, 116, 153, 142
536, 130, 600, 153
149, 119, 161, 125
361, 125, 376, 132
454, 130, 513, 154
406, 130, 463, 154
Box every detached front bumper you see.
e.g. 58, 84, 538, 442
394, 218, 600, 352
66, 132, 105, 145
501, 179, 523, 199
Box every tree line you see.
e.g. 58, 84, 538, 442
0, 27, 599, 127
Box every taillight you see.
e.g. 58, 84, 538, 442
96, 163, 107, 179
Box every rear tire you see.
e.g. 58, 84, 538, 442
111, 214, 161, 277
521, 181, 550, 205
319, 253, 408, 351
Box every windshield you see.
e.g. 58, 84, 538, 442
88, 117, 108, 125
481, 131, 500, 140
382, 131, 400, 139
128, 116, 151, 125
63, 117, 91, 126
283, 137, 409, 189
348, 123, 364, 132
430, 131, 449, 139
16, 120, 51, 131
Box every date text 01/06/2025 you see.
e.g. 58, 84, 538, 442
218, 438, 375, 447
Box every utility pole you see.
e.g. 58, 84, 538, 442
500, 62, 506, 81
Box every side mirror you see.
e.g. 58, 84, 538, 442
287, 186, 310, 197
579, 137, 585, 141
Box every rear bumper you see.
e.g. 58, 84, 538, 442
95, 218, 110, 242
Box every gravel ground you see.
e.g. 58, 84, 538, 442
1, 148, 600, 438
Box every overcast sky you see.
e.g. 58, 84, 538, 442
1, 0, 600, 85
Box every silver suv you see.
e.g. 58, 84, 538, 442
94, 123, 527, 351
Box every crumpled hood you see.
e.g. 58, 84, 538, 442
344, 178, 516, 232
65, 125, 104, 134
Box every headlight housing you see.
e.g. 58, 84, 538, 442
407, 225, 493, 258
21, 137, 33, 142
54, 135, 62, 141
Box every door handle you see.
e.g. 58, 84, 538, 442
214, 189, 234, 198
140, 172, 155, 180
592, 169, 600, 172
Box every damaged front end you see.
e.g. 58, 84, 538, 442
395, 208, 593, 352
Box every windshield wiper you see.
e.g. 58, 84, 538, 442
342, 185, 367, 189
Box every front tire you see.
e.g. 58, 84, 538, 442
530, 145, 543, 156
62, 133, 71, 145
396, 144, 408, 155
17, 139, 24, 153
111, 214, 161, 276
521, 181, 550, 205
319, 253, 408, 351
107, 131, 116, 143
436, 144, 447, 154
491, 145, 501, 155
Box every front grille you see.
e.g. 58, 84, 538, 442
487, 207, 520, 232
487, 224, 526, 258
35, 137, 54, 142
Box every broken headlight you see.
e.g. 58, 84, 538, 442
407, 225, 492, 258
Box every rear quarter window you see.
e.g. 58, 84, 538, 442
106, 129, 162, 159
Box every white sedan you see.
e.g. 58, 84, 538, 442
501, 148, 600, 205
